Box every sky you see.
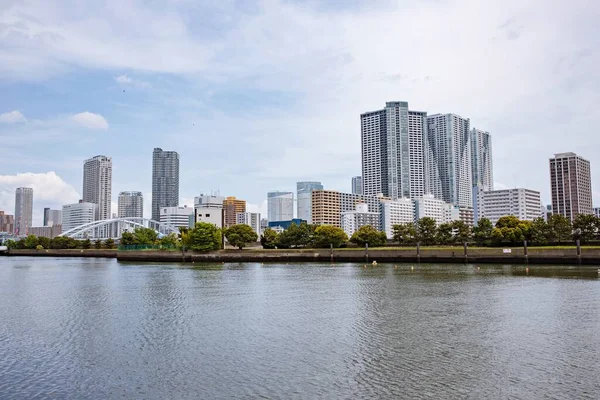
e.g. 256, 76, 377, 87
1, 0, 599, 225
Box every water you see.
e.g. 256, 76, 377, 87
1, 258, 600, 399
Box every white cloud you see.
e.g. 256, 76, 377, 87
0, 172, 81, 226
0, 110, 26, 124
115, 74, 151, 88
247, 200, 267, 219
115, 74, 132, 84
70, 111, 109, 130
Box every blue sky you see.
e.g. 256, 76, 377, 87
1, 0, 600, 224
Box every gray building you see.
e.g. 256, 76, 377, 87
361, 102, 428, 200
267, 191, 294, 222
152, 148, 180, 222
471, 128, 494, 192
43, 208, 62, 227
83, 155, 112, 221
549, 152, 593, 221
297, 181, 323, 223
426, 113, 473, 208
14, 187, 33, 236
351, 176, 362, 195
118, 191, 144, 219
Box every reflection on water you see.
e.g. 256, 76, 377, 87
1, 258, 599, 399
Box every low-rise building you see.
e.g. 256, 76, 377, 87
195, 207, 223, 228
160, 206, 195, 229
340, 203, 380, 238
380, 198, 414, 238
478, 188, 542, 226
311, 190, 389, 227
29, 225, 63, 239
267, 219, 307, 230
0, 211, 15, 234
236, 212, 261, 237
414, 194, 449, 225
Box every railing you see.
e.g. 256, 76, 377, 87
118, 244, 178, 251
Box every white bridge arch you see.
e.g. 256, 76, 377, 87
59, 218, 180, 240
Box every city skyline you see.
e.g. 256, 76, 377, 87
1, 1, 599, 225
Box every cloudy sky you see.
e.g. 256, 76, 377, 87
1, 0, 599, 225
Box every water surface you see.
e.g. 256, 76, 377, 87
1, 258, 599, 399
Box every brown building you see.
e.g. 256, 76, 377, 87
0, 211, 15, 234
223, 196, 246, 228
549, 152, 593, 221
311, 190, 389, 227
29, 225, 63, 239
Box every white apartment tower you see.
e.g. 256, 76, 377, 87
83, 155, 112, 221
479, 188, 542, 226
340, 203, 380, 238
14, 187, 33, 235
471, 128, 494, 192
118, 191, 144, 219
426, 114, 473, 208
380, 198, 415, 239
361, 102, 428, 200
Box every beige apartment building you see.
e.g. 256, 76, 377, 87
311, 190, 389, 227
549, 152, 593, 221
223, 196, 246, 228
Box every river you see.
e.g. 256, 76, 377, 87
1, 257, 599, 399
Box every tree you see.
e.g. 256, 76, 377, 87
105, 238, 115, 249
94, 239, 102, 249
133, 227, 158, 245
547, 214, 572, 243
495, 215, 521, 229
81, 239, 91, 249
37, 236, 51, 250
573, 214, 598, 243
350, 225, 387, 247
530, 217, 550, 245
392, 223, 417, 245
312, 225, 348, 248
415, 217, 437, 245
189, 222, 222, 251
435, 223, 454, 245
5, 240, 16, 249
451, 220, 472, 244
473, 218, 493, 246
120, 231, 136, 246
260, 228, 278, 249
224, 224, 258, 249
50, 236, 77, 249
159, 233, 179, 249
178, 227, 192, 250
24, 234, 38, 249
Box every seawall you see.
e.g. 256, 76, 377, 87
7, 249, 118, 258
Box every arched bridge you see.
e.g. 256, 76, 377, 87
59, 217, 180, 240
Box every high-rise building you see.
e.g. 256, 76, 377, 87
152, 148, 180, 222
267, 191, 294, 222
14, 187, 33, 236
83, 155, 112, 221
297, 181, 323, 223
478, 188, 542, 226
42, 208, 62, 227
361, 102, 428, 199
118, 191, 144, 219
549, 152, 593, 221
160, 206, 194, 229
351, 176, 362, 195
236, 212, 261, 237
471, 128, 494, 192
380, 198, 415, 239
594, 207, 600, 218
426, 113, 473, 208
341, 203, 380, 237
0, 211, 15, 234
223, 197, 246, 227
62, 202, 97, 234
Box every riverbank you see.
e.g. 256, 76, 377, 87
7, 247, 600, 265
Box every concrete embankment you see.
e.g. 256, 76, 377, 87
6, 249, 117, 258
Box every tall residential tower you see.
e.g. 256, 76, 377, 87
549, 152, 593, 221
118, 191, 144, 219
83, 155, 112, 220
14, 187, 33, 235
152, 148, 180, 222
470, 128, 494, 192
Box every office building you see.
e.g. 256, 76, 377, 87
0, 211, 15, 234
83, 155, 112, 221
311, 190, 389, 227
152, 148, 180, 222
341, 203, 380, 237
195, 207, 223, 228
62, 202, 97, 234
414, 194, 459, 226
380, 198, 415, 238
361, 101, 428, 199
594, 207, 600, 218
297, 181, 323, 223
352, 176, 362, 195
268, 191, 294, 221
43, 208, 62, 227
160, 206, 194, 229
470, 129, 494, 192
14, 187, 33, 236
478, 188, 542, 226
118, 191, 143, 219
223, 197, 246, 227
194, 194, 225, 209
29, 225, 62, 239
236, 212, 261, 237
549, 152, 593, 221
426, 114, 473, 208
